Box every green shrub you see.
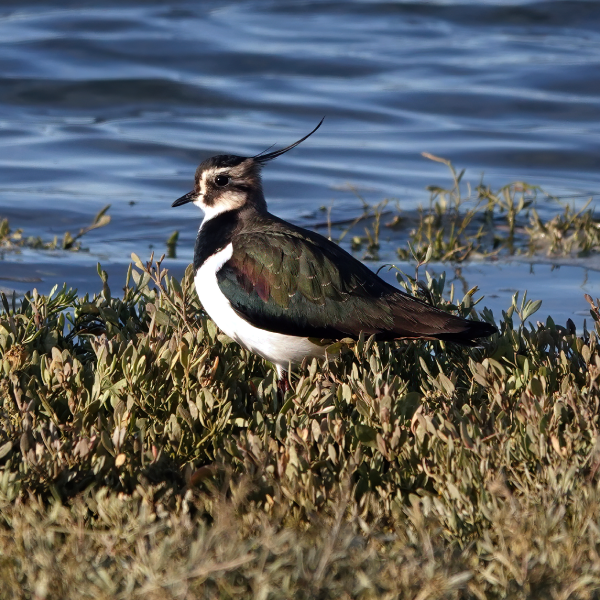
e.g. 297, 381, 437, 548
0, 251, 599, 598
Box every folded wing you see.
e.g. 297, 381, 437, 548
216, 227, 496, 343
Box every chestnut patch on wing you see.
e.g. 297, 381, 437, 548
236, 255, 271, 302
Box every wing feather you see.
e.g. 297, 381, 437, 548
215, 227, 495, 343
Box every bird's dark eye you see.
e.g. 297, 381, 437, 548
215, 174, 230, 187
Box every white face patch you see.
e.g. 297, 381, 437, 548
191, 169, 211, 208
193, 167, 247, 223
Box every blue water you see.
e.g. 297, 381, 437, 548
1, 0, 599, 327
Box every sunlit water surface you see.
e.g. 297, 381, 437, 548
1, 0, 599, 327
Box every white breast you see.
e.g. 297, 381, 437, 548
194, 243, 326, 376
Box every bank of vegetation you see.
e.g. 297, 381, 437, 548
1, 166, 600, 599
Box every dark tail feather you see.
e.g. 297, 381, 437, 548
387, 293, 498, 345
433, 319, 498, 346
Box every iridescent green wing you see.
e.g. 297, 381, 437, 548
216, 228, 455, 340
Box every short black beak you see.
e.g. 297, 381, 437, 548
172, 190, 196, 207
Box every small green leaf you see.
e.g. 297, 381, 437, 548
131, 253, 145, 270
0, 440, 12, 459
355, 424, 377, 447
523, 299, 542, 320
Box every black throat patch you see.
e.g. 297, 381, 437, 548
193, 210, 241, 273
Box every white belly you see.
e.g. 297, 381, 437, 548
195, 243, 326, 376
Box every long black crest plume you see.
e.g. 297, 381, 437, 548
253, 117, 325, 164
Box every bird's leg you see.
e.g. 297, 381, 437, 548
277, 368, 291, 400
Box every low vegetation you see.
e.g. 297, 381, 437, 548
0, 205, 110, 252
1, 245, 600, 599
1, 163, 598, 598
327, 154, 600, 263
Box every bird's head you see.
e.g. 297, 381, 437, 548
172, 119, 323, 219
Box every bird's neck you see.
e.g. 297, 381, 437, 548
194, 204, 269, 272
194, 209, 239, 273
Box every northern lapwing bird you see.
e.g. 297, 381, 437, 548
173, 120, 497, 393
